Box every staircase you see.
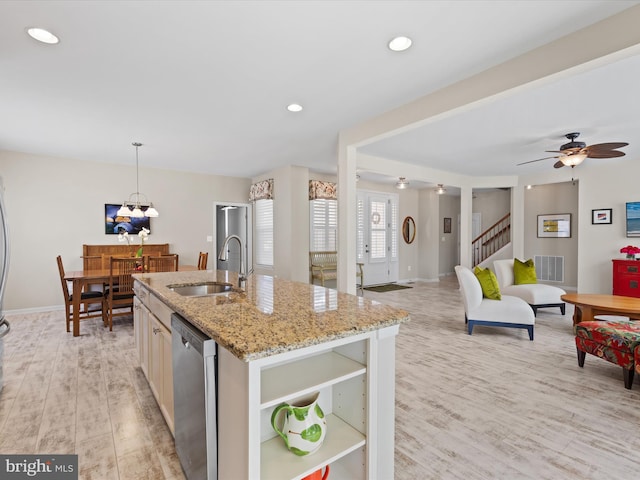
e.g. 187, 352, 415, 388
472, 213, 510, 266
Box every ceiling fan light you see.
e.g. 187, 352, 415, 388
436, 184, 446, 195
561, 153, 587, 167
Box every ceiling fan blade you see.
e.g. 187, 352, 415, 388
517, 156, 558, 166
553, 160, 565, 169
545, 148, 582, 155
587, 149, 626, 159
587, 142, 629, 151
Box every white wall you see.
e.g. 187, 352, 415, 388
0, 150, 251, 311
438, 194, 460, 276
252, 165, 310, 283
523, 181, 578, 288
575, 161, 640, 294
472, 189, 510, 231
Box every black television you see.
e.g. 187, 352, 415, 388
626, 202, 640, 237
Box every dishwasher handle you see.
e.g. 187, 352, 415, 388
171, 313, 207, 356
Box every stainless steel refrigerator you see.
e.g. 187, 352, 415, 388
0, 177, 10, 394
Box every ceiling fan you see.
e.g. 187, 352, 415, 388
518, 132, 628, 169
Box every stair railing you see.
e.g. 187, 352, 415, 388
472, 213, 511, 266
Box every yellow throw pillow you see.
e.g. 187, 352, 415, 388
474, 266, 502, 300
514, 258, 537, 285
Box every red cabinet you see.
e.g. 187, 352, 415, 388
612, 259, 640, 297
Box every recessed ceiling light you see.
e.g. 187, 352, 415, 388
26, 27, 59, 44
388, 36, 412, 52
287, 103, 303, 112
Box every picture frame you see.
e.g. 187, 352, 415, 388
104, 204, 151, 235
443, 217, 451, 234
626, 202, 640, 237
537, 213, 571, 238
592, 208, 612, 225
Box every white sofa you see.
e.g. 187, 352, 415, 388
493, 259, 566, 317
454, 265, 535, 340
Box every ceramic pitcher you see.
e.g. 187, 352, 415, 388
270, 392, 326, 456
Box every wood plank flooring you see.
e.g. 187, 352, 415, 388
1, 275, 639, 479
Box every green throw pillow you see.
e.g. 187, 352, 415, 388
514, 258, 537, 285
474, 266, 502, 300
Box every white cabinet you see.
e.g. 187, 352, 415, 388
133, 297, 150, 377
133, 281, 175, 435
217, 325, 399, 480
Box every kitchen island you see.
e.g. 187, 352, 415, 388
133, 269, 409, 480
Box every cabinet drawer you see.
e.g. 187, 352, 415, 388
149, 294, 173, 330
613, 260, 640, 274
134, 281, 150, 306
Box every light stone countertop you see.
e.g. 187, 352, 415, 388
133, 270, 409, 361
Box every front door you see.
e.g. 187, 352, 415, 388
357, 191, 399, 286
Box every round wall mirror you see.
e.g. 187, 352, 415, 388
402, 216, 416, 244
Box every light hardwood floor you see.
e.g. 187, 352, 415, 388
1, 276, 639, 479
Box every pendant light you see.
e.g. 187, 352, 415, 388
117, 142, 159, 217
395, 177, 409, 189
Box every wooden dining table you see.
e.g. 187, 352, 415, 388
65, 265, 198, 337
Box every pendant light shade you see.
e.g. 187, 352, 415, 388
396, 177, 409, 189
560, 153, 587, 167
118, 142, 159, 217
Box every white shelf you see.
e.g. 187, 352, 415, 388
260, 351, 366, 409
260, 414, 366, 480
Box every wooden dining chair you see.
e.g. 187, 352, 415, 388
148, 254, 179, 272
106, 256, 138, 331
56, 255, 106, 332
198, 251, 208, 270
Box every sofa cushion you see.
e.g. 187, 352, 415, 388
474, 266, 501, 300
469, 295, 535, 325
514, 258, 537, 285
500, 284, 566, 305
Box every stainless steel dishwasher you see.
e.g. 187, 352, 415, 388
172, 313, 218, 480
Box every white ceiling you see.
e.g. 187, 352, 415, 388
1, 1, 639, 181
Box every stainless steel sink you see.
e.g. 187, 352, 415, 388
168, 282, 234, 297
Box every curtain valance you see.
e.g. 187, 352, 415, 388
249, 179, 274, 202
308, 180, 337, 200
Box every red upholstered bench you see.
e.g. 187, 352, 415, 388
575, 320, 640, 389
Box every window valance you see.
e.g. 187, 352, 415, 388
309, 180, 337, 200
249, 179, 274, 202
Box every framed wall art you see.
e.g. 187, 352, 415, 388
592, 208, 612, 225
104, 204, 151, 235
537, 213, 571, 238
626, 202, 640, 237
443, 217, 452, 234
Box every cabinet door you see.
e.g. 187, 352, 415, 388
160, 325, 174, 435
133, 297, 142, 362
137, 301, 151, 378
149, 314, 163, 402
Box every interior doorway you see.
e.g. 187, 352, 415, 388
213, 203, 252, 274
